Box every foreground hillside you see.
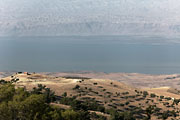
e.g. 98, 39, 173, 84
1, 72, 180, 119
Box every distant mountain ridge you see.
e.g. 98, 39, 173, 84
1, 0, 180, 36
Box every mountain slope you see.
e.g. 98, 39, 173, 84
1, 0, 180, 36
2, 72, 180, 119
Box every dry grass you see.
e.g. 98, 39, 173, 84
2, 72, 180, 119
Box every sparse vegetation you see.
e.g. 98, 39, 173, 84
143, 91, 149, 97
62, 76, 91, 80
73, 85, 80, 90
93, 82, 98, 85
1, 73, 180, 119
160, 96, 164, 99
150, 93, 156, 98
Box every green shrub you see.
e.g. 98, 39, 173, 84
93, 83, 98, 85
73, 85, 80, 90
125, 102, 130, 105
160, 96, 164, 99
111, 111, 135, 120
150, 93, 156, 98
103, 89, 106, 91
165, 97, 171, 101
62, 92, 67, 97
143, 91, 149, 97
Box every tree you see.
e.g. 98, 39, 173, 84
145, 105, 154, 120
61, 109, 79, 120
0, 102, 11, 120
173, 99, 180, 105
150, 93, 156, 98
162, 111, 169, 120
143, 91, 149, 97
0, 83, 15, 102
0, 83, 60, 120
73, 85, 80, 90
31, 84, 56, 103
62, 92, 67, 97
44, 88, 56, 103
111, 111, 135, 120
19, 94, 47, 119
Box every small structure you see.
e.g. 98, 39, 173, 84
23, 72, 31, 75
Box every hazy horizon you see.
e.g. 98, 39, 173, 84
1, 0, 180, 37
1, 1, 180, 74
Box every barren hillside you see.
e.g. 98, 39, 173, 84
2, 72, 180, 119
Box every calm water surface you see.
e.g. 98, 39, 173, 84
0, 36, 180, 74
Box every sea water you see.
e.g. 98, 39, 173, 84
0, 36, 180, 74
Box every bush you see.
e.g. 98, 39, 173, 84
150, 93, 156, 98
88, 88, 92, 91
111, 111, 135, 120
145, 105, 155, 120
62, 92, 67, 97
61, 109, 80, 120
0, 83, 61, 120
103, 89, 106, 91
122, 92, 129, 95
161, 111, 170, 120
173, 99, 180, 105
90, 112, 107, 120
143, 91, 149, 97
119, 104, 125, 107
160, 96, 164, 99
165, 97, 171, 101
93, 83, 98, 85
125, 101, 130, 105
73, 85, 80, 90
